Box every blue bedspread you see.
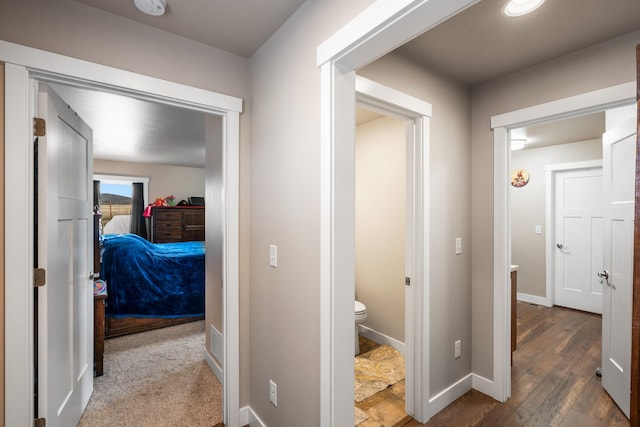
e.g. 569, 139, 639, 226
100, 234, 205, 318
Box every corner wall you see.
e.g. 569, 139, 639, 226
247, 1, 376, 424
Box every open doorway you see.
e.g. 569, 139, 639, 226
353, 105, 407, 425
495, 93, 636, 417
3, 43, 241, 426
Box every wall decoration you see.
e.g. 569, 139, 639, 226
511, 169, 530, 187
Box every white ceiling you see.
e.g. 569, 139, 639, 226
50, 83, 208, 167
60, 0, 639, 167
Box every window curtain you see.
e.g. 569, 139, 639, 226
93, 180, 101, 213
130, 182, 148, 239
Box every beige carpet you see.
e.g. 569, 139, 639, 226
79, 320, 222, 427
354, 345, 405, 403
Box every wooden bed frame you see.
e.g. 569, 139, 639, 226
105, 315, 204, 338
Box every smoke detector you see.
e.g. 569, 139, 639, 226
134, 0, 166, 16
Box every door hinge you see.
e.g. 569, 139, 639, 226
405, 277, 411, 286
34, 418, 46, 427
34, 118, 46, 137
34, 268, 46, 287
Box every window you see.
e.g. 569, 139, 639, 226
94, 174, 149, 225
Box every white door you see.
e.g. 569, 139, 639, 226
37, 83, 94, 426
554, 168, 604, 314
601, 116, 635, 418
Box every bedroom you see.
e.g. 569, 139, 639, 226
48, 81, 223, 414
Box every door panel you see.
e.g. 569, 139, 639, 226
37, 83, 93, 427
602, 116, 635, 418
554, 168, 603, 314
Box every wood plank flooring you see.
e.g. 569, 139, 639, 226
387, 303, 628, 426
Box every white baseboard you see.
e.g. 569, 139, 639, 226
203, 348, 223, 384
517, 292, 550, 307
358, 324, 406, 356
426, 374, 472, 419
240, 406, 266, 427
472, 373, 495, 398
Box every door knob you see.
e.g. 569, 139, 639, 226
556, 243, 564, 249
597, 270, 609, 280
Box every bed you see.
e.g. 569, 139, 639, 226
100, 233, 205, 337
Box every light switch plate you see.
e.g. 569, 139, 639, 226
269, 244, 278, 268
455, 238, 462, 255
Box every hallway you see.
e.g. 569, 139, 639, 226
396, 302, 628, 426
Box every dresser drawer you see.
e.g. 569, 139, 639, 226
154, 210, 184, 221
153, 229, 184, 242
154, 220, 182, 231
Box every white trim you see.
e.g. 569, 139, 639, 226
358, 325, 406, 355
472, 373, 494, 397
544, 159, 603, 172
544, 160, 603, 309
317, 0, 481, 69
493, 126, 511, 402
319, 2, 480, 425
492, 84, 635, 411
491, 82, 635, 130
4, 62, 34, 427
356, 76, 432, 119
426, 374, 472, 420
0, 41, 242, 114
240, 406, 267, 427
516, 293, 549, 306
2, 42, 242, 427
203, 349, 224, 384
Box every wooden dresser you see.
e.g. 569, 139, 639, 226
150, 206, 205, 243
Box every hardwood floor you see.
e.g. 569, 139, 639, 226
367, 303, 628, 427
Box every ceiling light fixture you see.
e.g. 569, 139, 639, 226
134, 0, 166, 16
511, 138, 527, 151
503, 0, 545, 17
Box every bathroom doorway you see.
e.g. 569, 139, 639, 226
352, 75, 433, 423
354, 106, 407, 425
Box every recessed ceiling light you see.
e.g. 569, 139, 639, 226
503, 0, 545, 17
134, 0, 166, 16
511, 138, 527, 150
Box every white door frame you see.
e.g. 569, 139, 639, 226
544, 160, 603, 309
356, 76, 432, 421
491, 82, 635, 401
318, 1, 482, 425
1, 41, 242, 427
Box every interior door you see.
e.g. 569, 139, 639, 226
37, 83, 94, 426
601, 116, 636, 418
553, 167, 604, 314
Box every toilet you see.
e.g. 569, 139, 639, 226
354, 300, 368, 355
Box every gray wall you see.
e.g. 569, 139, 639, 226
470, 29, 640, 379
359, 52, 473, 396
511, 140, 603, 299
247, 1, 375, 425
355, 115, 406, 343
93, 159, 205, 203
